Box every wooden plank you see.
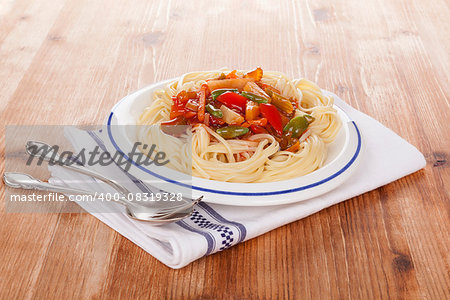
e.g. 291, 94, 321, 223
0, 0, 448, 298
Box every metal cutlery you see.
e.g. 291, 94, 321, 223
3, 140, 203, 224
3, 172, 202, 224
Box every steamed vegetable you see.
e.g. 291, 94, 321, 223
216, 126, 249, 139
209, 114, 225, 126
197, 84, 207, 122
226, 70, 238, 79
165, 68, 313, 150
245, 100, 260, 121
243, 81, 269, 100
244, 67, 263, 81
258, 82, 280, 94
285, 141, 300, 152
247, 118, 267, 126
283, 115, 314, 138
266, 89, 294, 113
217, 73, 226, 80
206, 78, 252, 91
206, 103, 223, 118
184, 111, 197, 119
211, 88, 239, 101
216, 92, 247, 112
260, 103, 283, 135
170, 99, 186, 119
249, 124, 267, 134
241, 91, 269, 103
185, 99, 199, 111
220, 105, 244, 125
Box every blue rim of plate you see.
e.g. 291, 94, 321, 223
106, 111, 362, 196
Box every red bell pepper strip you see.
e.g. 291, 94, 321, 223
260, 103, 283, 135
216, 92, 247, 113
169, 96, 187, 119
170, 105, 184, 119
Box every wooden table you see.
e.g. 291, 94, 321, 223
1, 0, 448, 298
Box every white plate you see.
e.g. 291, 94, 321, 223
103, 78, 363, 206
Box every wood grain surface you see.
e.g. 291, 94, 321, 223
1, 0, 449, 299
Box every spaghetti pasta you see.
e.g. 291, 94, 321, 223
137, 68, 341, 183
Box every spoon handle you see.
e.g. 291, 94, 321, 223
3, 172, 97, 196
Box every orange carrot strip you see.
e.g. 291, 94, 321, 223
244, 67, 263, 81
245, 101, 260, 121
247, 118, 267, 127
226, 70, 238, 79
197, 84, 207, 122
286, 141, 300, 152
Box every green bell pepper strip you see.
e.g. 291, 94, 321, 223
216, 126, 249, 139
211, 89, 239, 101
283, 115, 314, 138
206, 104, 223, 118
241, 91, 269, 103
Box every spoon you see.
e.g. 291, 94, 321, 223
3, 172, 201, 224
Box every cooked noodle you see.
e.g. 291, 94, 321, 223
137, 69, 341, 183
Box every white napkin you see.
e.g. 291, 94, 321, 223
48, 97, 425, 269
